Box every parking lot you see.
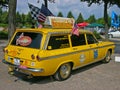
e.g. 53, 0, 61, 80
0, 40, 120, 90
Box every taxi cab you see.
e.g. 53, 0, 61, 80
3, 17, 115, 81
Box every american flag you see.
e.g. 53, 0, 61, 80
28, 3, 54, 22
38, 4, 54, 22
71, 24, 79, 36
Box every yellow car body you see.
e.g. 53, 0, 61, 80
3, 28, 115, 81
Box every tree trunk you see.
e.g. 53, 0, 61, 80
8, 0, 17, 41
104, 2, 109, 40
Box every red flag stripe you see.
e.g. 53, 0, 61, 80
38, 18, 45, 22
38, 16, 46, 20
38, 13, 46, 22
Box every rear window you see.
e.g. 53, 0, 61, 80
11, 32, 42, 49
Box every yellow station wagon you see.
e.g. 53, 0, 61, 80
3, 17, 115, 81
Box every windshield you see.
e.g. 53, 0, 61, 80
11, 32, 42, 49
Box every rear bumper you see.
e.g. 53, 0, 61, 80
2, 59, 44, 74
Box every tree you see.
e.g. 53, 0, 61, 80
26, 12, 33, 26
0, 8, 3, 23
96, 17, 104, 24
87, 15, 96, 23
57, 12, 64, 17
21, 13, 26, 26
80, 0, 120, 40
76, 13, 84, 23
16, 12, 22, 27
0, 0, 8, 8
1, 0, 55, 40
0, 0, 8, 23
1, 11, 8, 24
67, 11, 75, 19
8, 0, 17, 40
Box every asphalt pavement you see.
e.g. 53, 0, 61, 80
0, 39, 120, 90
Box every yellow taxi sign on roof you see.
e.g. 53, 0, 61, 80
44, 16, 75, 29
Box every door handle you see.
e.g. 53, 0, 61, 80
73, 48, 77, 50
89, 45, 92, 47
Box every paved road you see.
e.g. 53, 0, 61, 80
0, 40, 120, 90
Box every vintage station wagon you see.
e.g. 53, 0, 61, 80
3, 17, 115, 81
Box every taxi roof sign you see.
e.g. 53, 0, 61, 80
44, 16, 75, 29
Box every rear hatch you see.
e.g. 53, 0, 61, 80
6, 31, 42, 66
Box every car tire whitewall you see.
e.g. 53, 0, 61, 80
53, 63, 72, 81
103, 51, 111, 63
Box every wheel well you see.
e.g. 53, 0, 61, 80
109, 34, 113, 38
69, 62, 74, 68
108, 49, 112, 54
54, 62, 74, 75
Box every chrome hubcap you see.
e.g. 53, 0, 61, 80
60, 64, 70, 78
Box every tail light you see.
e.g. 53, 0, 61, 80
31, 54, 41, 61
3, 49, 8, 54
3, 48, 5, 52
36, 55, 41, 61
31, 54, 35, 59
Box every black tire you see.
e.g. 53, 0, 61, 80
103, 51, 111, 63
109, 34, 113, 38
54, 63, 72, 81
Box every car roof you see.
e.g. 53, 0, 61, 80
16, 28, 92, 34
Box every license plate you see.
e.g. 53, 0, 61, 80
14, 58, 20, 65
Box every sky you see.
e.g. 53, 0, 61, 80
16, 0, 120, 19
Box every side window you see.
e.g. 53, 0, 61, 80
86, 34, 98, 44
71, 34, 86, 47
47, 35, 70, 50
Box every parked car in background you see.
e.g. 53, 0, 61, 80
108, 30, 120, 38
99, 28, 105, 35
109, 29, 118, 33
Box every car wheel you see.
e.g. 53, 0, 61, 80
53, 63, 72, 81
103, 51, 111, 63
109, 34, 113, 38
8, 66, 15, 75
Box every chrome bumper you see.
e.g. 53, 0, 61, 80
2, 59, 44, 73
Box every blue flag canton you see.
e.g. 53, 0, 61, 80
40, 4, 54, 16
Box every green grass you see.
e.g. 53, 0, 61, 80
0, 31, 8, 39
0, 23, 8, 27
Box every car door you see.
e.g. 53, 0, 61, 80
86, 34, 103, 62
110, 31, 120, 37
70, 34, 90, 68
114, 31, 120, 37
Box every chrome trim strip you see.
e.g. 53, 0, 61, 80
41, 44, 115, 60
72, 57, 105, 70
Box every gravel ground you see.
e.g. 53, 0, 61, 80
0, 40, 120, 90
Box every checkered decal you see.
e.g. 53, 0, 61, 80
28, 3, 54, 22
28, 3, 41, 21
